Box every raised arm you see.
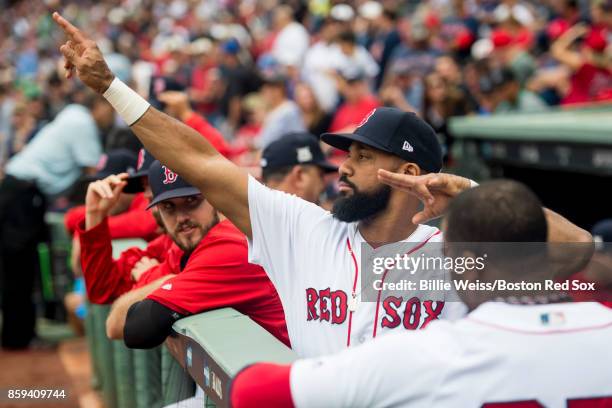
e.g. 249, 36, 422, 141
52, 12, 252, 238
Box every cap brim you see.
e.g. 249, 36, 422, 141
315, 160, 338, 173
145, 187, 201, 210
320, 132, 390, 153
122, 170, 149, 194
84, 170, 113, 182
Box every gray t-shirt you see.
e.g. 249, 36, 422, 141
6, 104, 102, 196
258, 101, 306, 149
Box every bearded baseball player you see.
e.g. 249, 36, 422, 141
229, 180, 611, 407
53, 13, 591, 358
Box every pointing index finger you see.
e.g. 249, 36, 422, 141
53, 12, 87, 44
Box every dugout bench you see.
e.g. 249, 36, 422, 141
448, 104, 612, 230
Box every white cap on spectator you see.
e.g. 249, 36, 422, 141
359, 1, 383, 20
494, 4, 534, 27
108, 7, 127, 25
330, 4, 355, 22
164, 34, 188, 53
471, 38, 493, 60
189, 38, 213, 55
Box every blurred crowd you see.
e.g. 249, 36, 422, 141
1, 0, 612, 178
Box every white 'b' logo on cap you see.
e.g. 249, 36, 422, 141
402, 141, 414, 152
162, 166, 178, 184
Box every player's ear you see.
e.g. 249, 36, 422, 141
292, 165, 307, 190
398, 161, 421, 177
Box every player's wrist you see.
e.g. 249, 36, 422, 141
85, 208, 107, 230
98, 74, 115, 94
103, 77, 151, 126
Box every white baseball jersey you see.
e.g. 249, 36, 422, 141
247, 177, 467, 358
290, 302, 612, 407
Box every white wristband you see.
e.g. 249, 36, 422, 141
469, 179, 479, 188
103, 77, 150, 126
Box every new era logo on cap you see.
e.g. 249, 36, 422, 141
162, 166, 178, 184
402, 141, 414, 152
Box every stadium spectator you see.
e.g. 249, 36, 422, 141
271, 5, 310, 68
492, 68, 549, 114
294, 82, 333, 137
0, 94, 111, 349
551, 23, 612, 105
330, 30, 380, 87
421, 72, 473, 160
218, 39, 260, 133
328, 70, 379, 134
302, 16, 344, 112
258, 74, 305, 149
156, 91, 231, 157
260, 132, 337, 204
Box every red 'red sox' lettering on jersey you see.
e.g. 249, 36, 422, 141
306, 288, 348, 324
306, 289, 445, 330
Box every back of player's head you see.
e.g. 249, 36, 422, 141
445, 180, 547, 243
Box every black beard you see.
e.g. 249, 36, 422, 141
332, 183, 392, 222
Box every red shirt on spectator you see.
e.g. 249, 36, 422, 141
562, 63, 612, 105
184, 111, 230, 157
329, 96, 380, 133
65, 192, 159, 242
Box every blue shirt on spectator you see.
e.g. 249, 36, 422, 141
5, 104, 102, 196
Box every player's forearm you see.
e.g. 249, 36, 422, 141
130, 107, 221, 185
544, 208, 594, 277
544, 208, 592, 244
106, 275, 173, 339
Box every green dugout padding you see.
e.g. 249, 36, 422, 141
112, 238, 148, 258
90, 304, 117, 408
170, 308, 297, 408
447, 104, 612, 176
449, 105, 612, 144
85, 238, 201, 407
133, 348, 163, 408
162, 346, 196, 405
84, 303, 100, 390
112, 340, 136, 408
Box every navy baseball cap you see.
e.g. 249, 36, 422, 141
146, 160, 201, 209
261, 132, 337, 173
321, 107, 443, 173
124, 148, 157, 193
86, 149, 137, 181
